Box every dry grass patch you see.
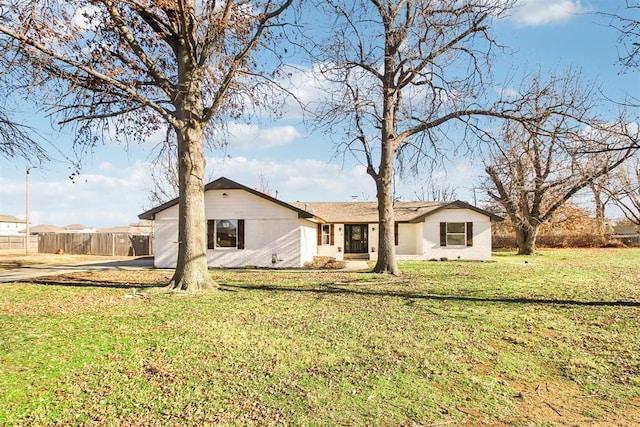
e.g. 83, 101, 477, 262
0, 253, 137, 270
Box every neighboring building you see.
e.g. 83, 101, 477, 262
140, 177, 502, 269
610, 223, 640, 247
0, 215, 26, 235
97, 221, 154, 235
62, 224, 96, 233
27, 224, 66, 234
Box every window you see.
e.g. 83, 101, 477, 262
317, 224, 334, 245
321, 224, 331, 245
440, 222, 473, 247
207, 219, 245, 249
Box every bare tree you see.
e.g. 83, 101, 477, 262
255, 171, 271, 195
605, 1, 640, 73
0, 32, 48, 162
303, 0, 526, 274
412, 181, 457, 202
0, 109, 48, 161
303, 0, 597, 273
0, 0, 292, 291
483, 74, 638, 255
605, 156, 640, 226
146, 142, 180, 208
588, 176, 614, 240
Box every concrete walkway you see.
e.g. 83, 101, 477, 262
0, 258, 370, 283
342, 260, 371, 272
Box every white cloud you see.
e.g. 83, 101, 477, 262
227, 123, 302, 150
1, 156, 375, 228
512, 0, 589, 26
394, 161, 482, 203
279, 63, 347, 120
1, 152, 486, 230
0, 162, 154, 229
71, 5, 101, 32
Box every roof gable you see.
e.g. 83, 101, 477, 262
0, 215, 25, 224
409, 200, 504, 223
139, 177, 316, 220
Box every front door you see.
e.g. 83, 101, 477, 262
344, 224, 368, 254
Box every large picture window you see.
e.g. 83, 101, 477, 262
207, 219, 245, 249
440, 222, 473, 247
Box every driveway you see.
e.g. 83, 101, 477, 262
0, 257, 155, 283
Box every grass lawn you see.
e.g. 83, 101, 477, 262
1, 248, 639, 425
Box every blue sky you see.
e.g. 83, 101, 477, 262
0, 0, 638, 229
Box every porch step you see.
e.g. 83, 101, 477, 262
343, 253, 370, 260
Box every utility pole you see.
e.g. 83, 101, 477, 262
25, 166, 33, 253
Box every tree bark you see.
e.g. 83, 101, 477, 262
168, 37, 215, 292
372, 141, 400, 275
590, 183, 608, 244
515, 224, 539, 255
168, 119, 215, 291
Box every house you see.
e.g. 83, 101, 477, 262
62, 224, 96, 233
139, 177, 502, 269
609, 223, 640, 247
97, 220, 154, 235
139, 177, 319, 268
25, 224, 66, 234
0, 215, 26, 235
289, 200, 502, 262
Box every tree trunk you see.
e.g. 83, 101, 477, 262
168, 120, 216, 292
590, 183, 608, 244
515, 224, 539, 255
372, 144, 400, 275
168, 42, 215, 292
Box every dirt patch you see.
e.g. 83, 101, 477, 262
32, 270, 172, 287
0, 253, 137, 270
511, 380, 640, 425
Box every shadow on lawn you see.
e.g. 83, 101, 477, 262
28, 278, 164, 289
222, 282, 640, 308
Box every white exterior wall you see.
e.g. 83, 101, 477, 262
419, 209, 493, 261
309, 211, 493, 263
315, 222, 421, 262
153, 205, 180, 268
0, 221, 25, 235
368, 224, 378, 261
300, 224, 317, 265
316, 223, 381, 261
395, 223, 421, 255
152, 189, 318, 268
316, 223, 346, 260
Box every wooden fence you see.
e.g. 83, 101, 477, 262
38, 233, 153, 256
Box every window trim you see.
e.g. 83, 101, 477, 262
440, 222, 473, 247
207, 219, 245, 250
317, 223, 334, 246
